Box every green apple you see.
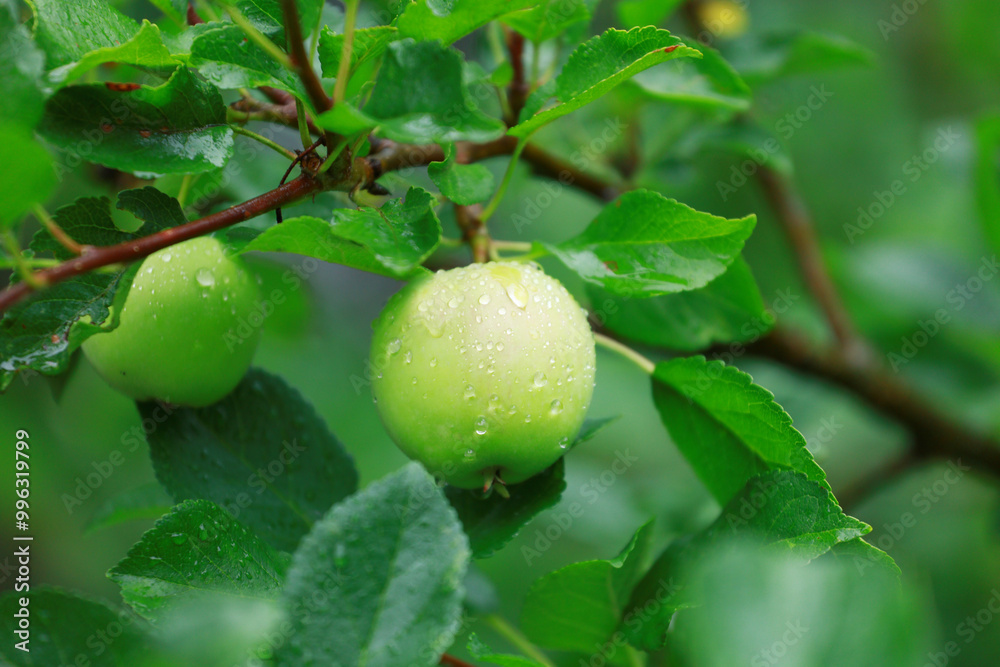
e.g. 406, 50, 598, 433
371, 261, 596, 490
82, 236, 261, 407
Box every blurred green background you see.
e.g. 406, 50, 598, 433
3, 0, 1000, 664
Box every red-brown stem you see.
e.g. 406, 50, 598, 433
455, 204, 489, 263
505, 28, 529, 124
186, 2, 203, 25
0, 175, 319, 312
279, 0, 332, 115
440, 655, 478, 667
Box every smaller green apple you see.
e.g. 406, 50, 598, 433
82, 236, 261, 407
371, 261, 596, 490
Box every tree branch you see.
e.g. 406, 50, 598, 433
0, 174, 321, 313
505, 27, 529, 124
756, 166, 870, 366
709, 327, 1000, 481
279, 0, 332, 127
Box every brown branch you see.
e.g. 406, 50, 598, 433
709, 327, 1000, 482
455, 204, 489, 263
756, 167, 870, 366
279, 0, 332, 115
0, 175, 321, 313
440, 654, 478, 667
505, 28, 529, 124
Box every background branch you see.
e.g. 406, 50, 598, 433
279, 0, 332, 116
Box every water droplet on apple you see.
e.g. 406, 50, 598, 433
474, 417, 488, 435
550, 399, 563, 415
387, 338, 401, 355
479, 294, 491, 305
195, 268, 215, 287
464, 384, 476, 400
505, 282, 529, 309
533, 372, 548, 387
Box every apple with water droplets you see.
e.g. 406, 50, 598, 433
82, 236, 261, 407
370, 261, 596, 490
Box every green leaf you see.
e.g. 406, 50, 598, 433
318, 24, 398, 78
108, 500, 289, 619
27, 0, 138, 69
0, 189, 181, 389
148, 0, 187, 24
546, 189, 755, 296
447, 459, 565, 559
616, 0, 684, 28
85, 482, 173, 534
188, 24, 307, 100
365, 39, 506, 144
502, 0, 591, 43
143, 368, 358, 552
0, 1, 46, 128
328, 187, 442, 275
397, 0, 540, 46
444, 417, 612, 559
651, 356, 830, 505
234, 0, 323, 45
428, 143, 496, 205
0, 123, 54, 228
275, 463, 470, 667
0, 589, 148, 665
825, 536, 901, 578
671, 542, 923, 665
623, 470, 872, 651
51, 20, 179, 85
38, 67, 233, 175
975, 114, 1000, 257
591, 256, 769, 351
676, 121, 793, 176
468, 634, 547, 667
630, 38, 751, 112
240, 215, 420, 278
521, 521, 655, 653
509, 27, 701, 138
315, 102, 379, 136
728, 30, 873, 87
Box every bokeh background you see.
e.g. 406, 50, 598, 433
3, 0, 1000, 664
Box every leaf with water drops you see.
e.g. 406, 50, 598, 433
0, 188, 183, 390
38, 67, 233, 175
143, 368, 358, 552
108, 499, 289, 620
275, 463, 469, 667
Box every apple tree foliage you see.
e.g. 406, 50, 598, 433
0, 0, 946, 665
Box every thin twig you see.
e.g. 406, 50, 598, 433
455, 204, 489, 263
0, 175, 320, 311
756, 166, 870, 366
279, 0, 332, 115
32, 204, 84, 255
